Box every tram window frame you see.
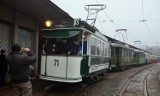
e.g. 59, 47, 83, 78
111, 47, 115, 57
124, 49, 127, 57
96, 39, 101, 56
107, 43, 110, 56
101, 42, 105, 56
90, 37, 96, 55
90, 35, 109, 56
104, 44, 108, 56
108, 44, 111, 57
121, 48, 124, 57
129, 50, 133, 57
126, 49, 129, 57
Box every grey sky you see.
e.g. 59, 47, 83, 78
51, 0, 160, 47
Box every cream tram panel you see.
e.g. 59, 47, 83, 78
40, 55, 83, 82
41, 56, 67, 77
67, 56, 82, 78
40, 56, 46, 75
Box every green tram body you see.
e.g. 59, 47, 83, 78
133, 50, 145, 65
110, 43, 134, 70
40, 26, 111, 83
144, 52, 150, 64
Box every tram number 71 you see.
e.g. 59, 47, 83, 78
54, 59, 59, 66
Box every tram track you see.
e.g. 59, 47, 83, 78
146, 65, 160, 96
119, 64, 157, 96
157, 66, 160, 83
33, 64, 160, 96
144, 70, 149, 96
71, 77, 105, 96
72, 64, 158, 96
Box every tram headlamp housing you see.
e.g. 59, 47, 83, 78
45, 20, 53, 28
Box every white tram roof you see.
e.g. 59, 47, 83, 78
133, 49, 144, 53
111, 43, 133, 50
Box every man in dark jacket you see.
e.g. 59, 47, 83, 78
7, 44, 36, 96
0, 49, 8, 87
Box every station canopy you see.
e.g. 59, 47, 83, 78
0, 0, 73, 25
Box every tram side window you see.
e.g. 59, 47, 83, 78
105, 44, 109, 56
119, 48, 122, 57
44, 38, 73, 54
126, 49, 129, 57
90, 37, 96, 55
129, 50, 131, 57
101, 42, 105, 56
97, 40, 101, 56
108, 45, 111, 57
111, 47, 115, 57
124, 49, 126, 57
124, 49, 127, 57
121, 48, 124, 57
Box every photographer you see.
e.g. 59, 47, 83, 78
7, 44, 36, 96
21, 47, 36, 80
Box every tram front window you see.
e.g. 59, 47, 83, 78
42, 29, 85, 55
43, 38, 61, 54
43, 37, 81, 55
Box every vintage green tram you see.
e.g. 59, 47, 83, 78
110, 43, 134, 70
39, 21, 111, 83
133, 49, 145, 65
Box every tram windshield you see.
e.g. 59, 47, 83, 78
42, 29, 88, 55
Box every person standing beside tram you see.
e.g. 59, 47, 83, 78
0, 49, 8, 87
7, 44, 36, 96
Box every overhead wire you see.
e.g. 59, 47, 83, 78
141, 0, 145, 21
93, 0, 159, 50
97, 15, 105, 34
94, 0, 139, 44
95, 0, 120, 29
141, 0, 159, 45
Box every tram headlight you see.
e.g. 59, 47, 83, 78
45, 20, 53, 28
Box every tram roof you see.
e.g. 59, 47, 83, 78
42, 26, 97, 38
0, 0, 73, 24
42, 28, 80, 38
42, 20, 100, 38
111, 43, 133, 50
134, 49, 145, 53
